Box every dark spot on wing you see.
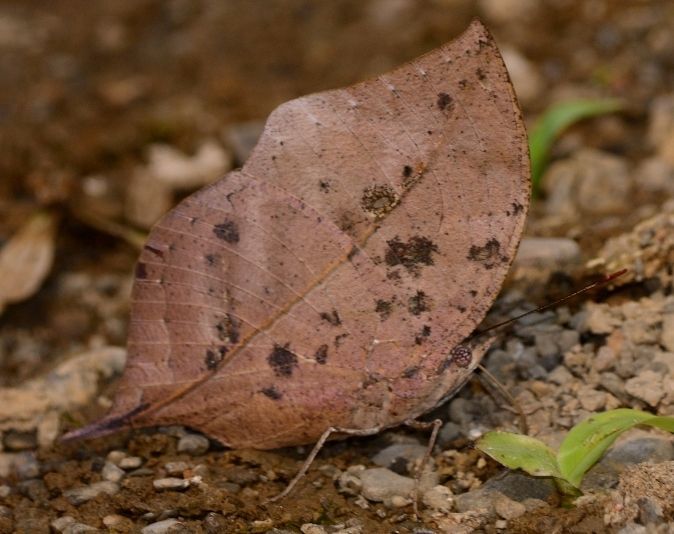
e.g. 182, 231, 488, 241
476, 67, 486, 80
261, 386, 282, 400
334, 333, 349, 348
361, 184, 399, 219
314, 344, 328, 364
402, 366, 420, 379
469, 290, 477, 297
213, 219, 240, 243
467, 238, 504, 269
512, 202, 524, 215
320, 310, 341, 326
205, 254, 218, 266
267, 343, 298, 377
408, 291, 431, 316
215, 314, 240, 344
402, 165, 413, 178
347, 246, 359, 261
385, 235, 438, 274
319, 180, 331, 193
415, 325, 431, 345
205, 348, 226, 371
375, 299, 393, 321
135, 262, 147, 279
437, 92, 453, 111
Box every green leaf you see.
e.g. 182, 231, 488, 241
476, 431, 562, 478
529, 98, 624, 195
557, 409, 674, 487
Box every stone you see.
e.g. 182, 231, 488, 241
145, 140, 231, 190
661, 314, 674, 352
103, 514, 133, 529
514, 237, 581, 272
453, 488, 498, 514
548, 365, 574, 385
0, 485, 9, 498
358, 468, 414, 503
577, 387, 606, 411
119, 456, 143, 469
63, 481, 119, 505
300, 525, 326, 534
482, 472, 557, 502
153, 478, 190, 491
51, 516, 76, 533
422, 484, 454, 513
106, 450, 127, 465
62, 523, 98, 534
338, 465, 365, 495
500, 48, 543, 105
371, 443, 426, 474
177, 433, 209, 455
493, 493, 526, 520
583, 435, 674, 491
543, 149, 632, 217
0, 347, 126, 449
2, 430, 37, 450
625, 370, 665, 406
141, 518, 188, 534
164, 461, 189, 476
0, 451, 40, 479
648, 93, 674, 165
437, 422, 462, 448
102, 461, 125, 482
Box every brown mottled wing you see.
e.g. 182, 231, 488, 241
67, 21, 529, 449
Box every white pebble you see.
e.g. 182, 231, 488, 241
153, 477, 190, 491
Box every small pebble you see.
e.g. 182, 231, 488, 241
494, 493, 527, 520
103, 514, 131, 528
0, 485, 10, 498
141, 518, 186, 534
422, 485, 454, 513
119, 456, 143, 470
494, 519, 508, 530
359, 467, 414, 503
106, 450, 127, 465
177, 433, 210, 455
164, 461, 189, 476
300, 524, 327, 534
63, 522, 98, 533
102, 461, 125, 482
153, 477, 190, 491
64, 481, 119, 505
51, 516, 76, 532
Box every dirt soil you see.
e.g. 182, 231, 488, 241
1, 1, 674, 533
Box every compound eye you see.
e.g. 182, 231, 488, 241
450, 345, 472, 368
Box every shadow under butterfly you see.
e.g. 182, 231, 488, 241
63, 20, 531, 493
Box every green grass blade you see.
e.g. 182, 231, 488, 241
557, 409, 674, 487
476, 431, 562, 478
529, 98, 624, 195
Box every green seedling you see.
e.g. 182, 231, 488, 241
476, 408, 674, 500
529, 98, 624, 196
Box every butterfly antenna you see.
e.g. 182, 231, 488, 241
474, 268, 628, 337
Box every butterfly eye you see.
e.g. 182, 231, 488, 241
450, 345, 473, 368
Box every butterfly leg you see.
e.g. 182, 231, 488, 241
265, 425, 383, 504
403, 418, 443, 518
